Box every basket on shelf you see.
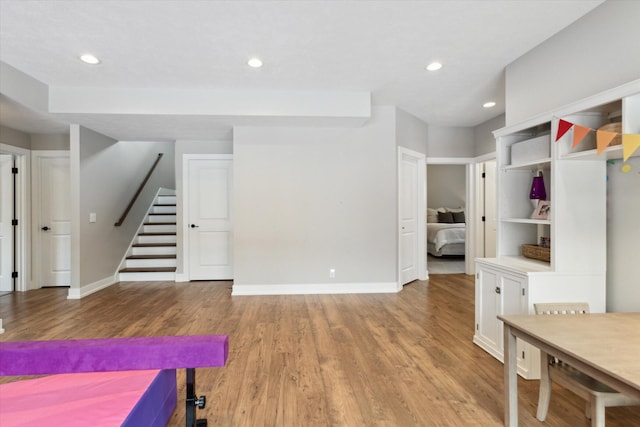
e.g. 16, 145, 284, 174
521, 244, 551, 262
598, 122, 622, 146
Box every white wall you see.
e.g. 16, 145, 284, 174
70, 125, 174, 296
396, 108, 428, 154
427, 126, 475, 158
233, 107, 397, 291
505, 1, 640, 125
174, 139, 233, 277
427, 165, 466, 210
474, 114, 504, 157
30, 133, 69, 151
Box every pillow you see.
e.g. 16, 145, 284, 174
427, 208, 438, 223
437, 211, 454, 223
452, 211, 466, 223
447, 207, 465, 213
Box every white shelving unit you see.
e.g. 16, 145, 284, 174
474, 82, 640, 380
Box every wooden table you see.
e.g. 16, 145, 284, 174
498, 312, 640, 426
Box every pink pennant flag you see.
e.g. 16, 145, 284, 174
572, 125, 591, 148
596, 130, 618, 155
622, 134, 640, 162
556, 119, 573, 142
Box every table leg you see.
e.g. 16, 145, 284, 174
503, 323, 518, 426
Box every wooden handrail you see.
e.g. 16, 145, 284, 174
114, 153, 164, 226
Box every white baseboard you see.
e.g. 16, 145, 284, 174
231, 282, 399, 296
67, 275, 117, 300
0, 318, 4, 334
174, 273, 189, 282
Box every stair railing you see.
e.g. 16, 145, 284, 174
114, 153, 164, 227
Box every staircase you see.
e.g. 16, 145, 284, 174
118, 191, 177, 281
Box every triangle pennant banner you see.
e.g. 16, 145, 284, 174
596, 130, 618, 154
622, 134, 640, 162
572, 125, 591, 148
556, 119, 574, 142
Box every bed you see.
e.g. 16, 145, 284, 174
427, 207, 466, 257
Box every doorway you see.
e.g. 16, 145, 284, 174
0, 154, 14, 294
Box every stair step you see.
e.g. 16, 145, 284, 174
143, 222, 176, 226
138, 232, 176, 236
132, 243, 176, 247
119, 267, 176, 273
127, 255, 176, 260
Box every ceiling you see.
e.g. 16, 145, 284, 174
0, 0, 605, 142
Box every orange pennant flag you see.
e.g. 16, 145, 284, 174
622, 134, 640, 162
572, 125, 591, 148
596, 130, 618, 155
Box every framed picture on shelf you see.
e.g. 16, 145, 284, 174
533, 200, 551, 220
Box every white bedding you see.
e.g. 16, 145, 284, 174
427, 223, 466, 252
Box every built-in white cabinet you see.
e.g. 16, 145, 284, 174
474, 81, 640, 379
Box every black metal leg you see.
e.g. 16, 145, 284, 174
185, 368, 207, 427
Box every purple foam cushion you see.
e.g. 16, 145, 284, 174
0, 335, 228, 376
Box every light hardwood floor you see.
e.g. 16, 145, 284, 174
1, 275, 638, 426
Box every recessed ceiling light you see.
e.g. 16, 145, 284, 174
80, 54, 100, 65
483, 101, 497, 108
248, 58, 263, 68
426, 62, 442, 71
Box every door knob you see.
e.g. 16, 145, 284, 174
190, 224, 199, 228
41, 226, 50, 231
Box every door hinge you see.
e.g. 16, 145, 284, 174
476, 323, 479, 331
482, 216, 486, 222
522, 288, 525, 296
12, 271, 19, 278
482, 172, 486, 178
12, 167, 18, 174
12, 219, 18, 226
522, 351, 525, 359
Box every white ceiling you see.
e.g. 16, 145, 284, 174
0, 0, 605, 141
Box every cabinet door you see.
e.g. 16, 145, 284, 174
477, 267, 501, 352
500, 274, 526, 359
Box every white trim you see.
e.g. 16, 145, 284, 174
398, 147, 427, 285
0, 144, 30, 292
473, 151, 497, 163
181, 154, 233, 281
31, 150, 70, 289
67, 275, 117, 299
232, 282, 399, 296
426, 156, 475, 165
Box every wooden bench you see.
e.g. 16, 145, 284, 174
0, 335, 228, 427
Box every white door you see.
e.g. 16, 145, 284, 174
34, 153, 71, 287
0, 155, 13, 292
187, 158, 233, 280
399, 149, 425, 285
484, 160, 497, 258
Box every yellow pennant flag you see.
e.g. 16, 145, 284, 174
596, 130, 618, 155
623, 134, 640, 162
572, 125, 591, 148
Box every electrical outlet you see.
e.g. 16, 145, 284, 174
329, 269, 336, 279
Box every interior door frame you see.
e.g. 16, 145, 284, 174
0, 143, 30, 292
427, 153, 496, 276
181, 154, 233, 281
397, 147, 427, 288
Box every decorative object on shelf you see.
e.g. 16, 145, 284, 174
521, 244, 551, 262
555, 118, 640, 161
532, 200, 551, 220
529, 170, 547, 215
540, 237, 551, 248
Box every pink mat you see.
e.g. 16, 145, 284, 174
0, 369, 176, 426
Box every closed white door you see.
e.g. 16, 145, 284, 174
0, 155, 13, 292
34, 153, 71, 287
399, 152, 419, 285
484, 160, 497, 258
187, 158, 233, 280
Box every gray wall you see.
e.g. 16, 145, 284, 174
174, 139, 233, 275
427, 165, 466, 210
427, 125, 475, 158
505, 0, 640, 125
396, 107, 428, 154
30, 133, 69, 151
474, 114, 504, 156
72, 125, 175, 289
233, 106, 397, 288
0, 125, 30, 150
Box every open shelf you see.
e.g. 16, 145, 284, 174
501, 218, 550, 225
504, 158, 552, 170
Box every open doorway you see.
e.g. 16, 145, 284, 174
0, 153, 14, 295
